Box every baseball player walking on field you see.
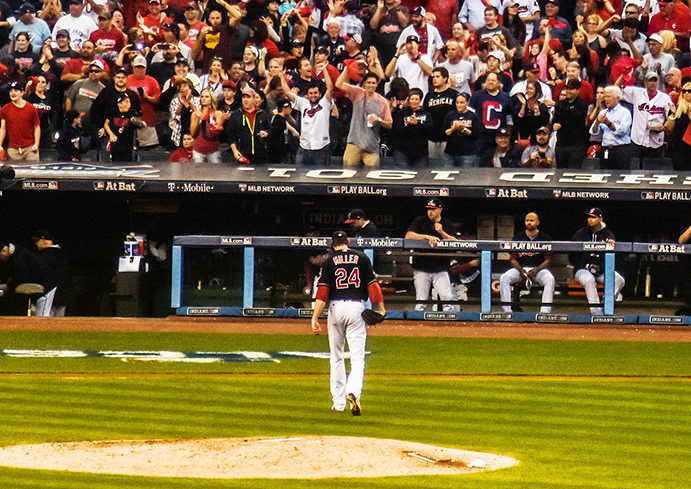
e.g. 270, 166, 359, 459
311, 230, 386, 416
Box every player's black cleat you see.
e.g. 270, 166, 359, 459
347, 393, 361, 416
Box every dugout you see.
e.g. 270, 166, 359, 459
0, 164, 690, 316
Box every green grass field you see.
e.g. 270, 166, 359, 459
0, 330, 690, 488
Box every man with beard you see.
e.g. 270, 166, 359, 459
396, 7, 443, 60
91, 68, 141, 142
193, 5, 242, 72
60, 40, 110, 87
279, 70, 333, 166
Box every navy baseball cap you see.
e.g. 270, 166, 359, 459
14, 3, 35, 15
426, 198, 442, 209
332, 230, 348, 240
345, 209, 366, 223
588, 207, 603, 218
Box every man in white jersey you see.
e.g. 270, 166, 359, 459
279, 69, 333, 166
615, 69, 672, 160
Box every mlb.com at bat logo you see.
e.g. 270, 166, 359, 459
486, 188, 528, 198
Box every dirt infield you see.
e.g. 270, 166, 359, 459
0, 316, 690, 342
0, 437, 518, 478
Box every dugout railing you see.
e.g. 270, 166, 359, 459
171, 236, 691, 325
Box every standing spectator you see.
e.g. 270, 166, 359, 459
336, 70, 393, 167
476, 6, 518, 60
334, 33, 363, 71
0, 80, 40, 161
515, 0, 541, 41
552, 78, 589, 168
65, 58, 105, 129
141, 0, 173, 44
190, 86, 225, 163
0, 1, 15, 50
511, 62, 554, 103
458, 0, 504, 32
384, 35, 433, 95
569, 207, 625, 315
424, 67, 458, 160
126, 55, 161, 147
499, 212, 555, 313
320, 19, 346, 66
199, 56, 228, 100
589, 85, 632, 169
326, 0, 365, 38
396, 7, 443, 60
469, 72, 513, 157
25, 75, 53, 147
279, 70, 333, 166
405, 198, 458, 312
11, 32, 39, 73
426, 0, 458, 40
437, 41, 474, 94
664, 80, 691, 171
147, 44, 181, 90
169, 78, 200, 148
665, 67, 682, 105
90, 68, 141, 142
648, 0, 691, 53
553, 61, 594, 105
369, 0, 409, 66
475, 50, 514, 93
193, 6, 243, 72
226, 85, 271, 164
88, 10, 127, 56
52, 29, 80, 65
33, 230, 69, 316
150, 22, 194, 70
267, 98, 299, 164
520, 125, 555, 167
51, 0, 97, 51
184, 3, 207, 43
616, 70, 672, 161
443, 92, 480, 167
103, 93, 146, 162
55, 109, 83, 161
390, 87, 432, 167
531, 0, 573, 49
61, 41, 110, 86
8, 3, 51, 53
638, 34, 675, 89
512, 80, 550, 151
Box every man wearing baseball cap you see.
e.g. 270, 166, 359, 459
648, 0, 691, 52
51, 0, 97, 51
405, 198, 459, 312
396, 5, 444, 58
65, 58, 105, 130
8, 3, 51, 53
345, 209, 378, 238
520, 126, 555, 167
89, 10, 127, 55
615, 64, 672, 161
385, 34, 433, 95
126, 55, 161, 147
531, 0, 573, 50
553, 78, 589, 168
640, 34, 675, 90
569, 208, 625, 315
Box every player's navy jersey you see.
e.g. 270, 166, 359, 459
510, 230, 553, 268
317, 248, 376, 301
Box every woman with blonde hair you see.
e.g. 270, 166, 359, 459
190, 87, 226, 163
665, 81, 691, 170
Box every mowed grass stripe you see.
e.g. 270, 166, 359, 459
0, 377, 689, 488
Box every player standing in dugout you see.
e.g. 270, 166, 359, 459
311, 231, 386, 416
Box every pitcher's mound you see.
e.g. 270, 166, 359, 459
0, 436, 518, 479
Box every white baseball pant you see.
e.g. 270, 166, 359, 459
500, 268, 556, 313
414, 270, 458, 311
574, 268, 625, 315
328, 300, 367, 411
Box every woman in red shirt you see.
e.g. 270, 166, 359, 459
190, 87, 226, 163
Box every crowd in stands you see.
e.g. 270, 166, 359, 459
0, 0, 690, 168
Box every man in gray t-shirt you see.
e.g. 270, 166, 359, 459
520, 126, 556, 168
66, 60, 105, 128
437, 41, 475, 94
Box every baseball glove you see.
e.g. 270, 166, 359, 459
362, 309, 385, 326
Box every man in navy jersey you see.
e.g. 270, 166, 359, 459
311, 230, 386, 416
469, 72, 513, 158
499, 212, 556, 313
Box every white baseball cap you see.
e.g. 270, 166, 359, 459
132, 55, 147, 67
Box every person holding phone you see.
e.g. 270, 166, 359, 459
520, 125, 555, 167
